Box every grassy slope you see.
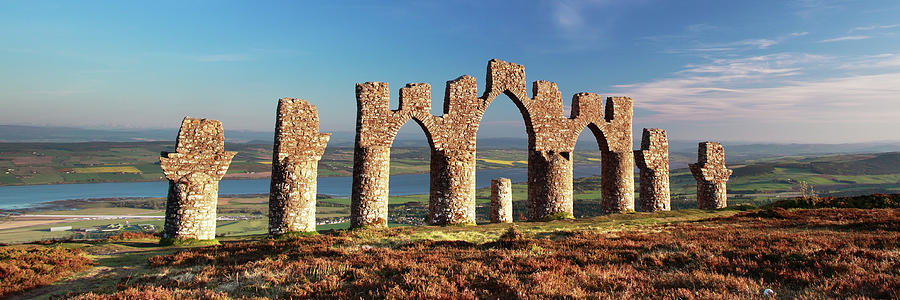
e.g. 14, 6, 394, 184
7, 207, 898, 299
0, 142, 603, 185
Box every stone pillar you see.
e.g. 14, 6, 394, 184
268, 98, 330, 235
634, 128, 670, 212
351, 146, 391, 227
526, 150, 573, 220
351, 81, 430, 228
491, 178, 513, 223
407, 78, 481, 226
601, 150, 635, 213
160, 117, 236, 242
689, 142, 733, 209
597, 96, 635, 215
428, 149, 477, 225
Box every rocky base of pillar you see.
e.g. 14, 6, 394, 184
428, 149, 476, 226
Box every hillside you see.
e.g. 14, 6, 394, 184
2, 207, 897, 299
0, 143, 604, 186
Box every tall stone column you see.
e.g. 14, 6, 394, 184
351, 146, 392, 227
160, 117, 236, 243
526, 150, 574, 219
351, 82, 429, 228
595, 96, 635, 214
491, 178, 513, 223
634, 128, 670, 212
428, 149, 477, 225
690, 142, 733, 209
268, 98, 330, 235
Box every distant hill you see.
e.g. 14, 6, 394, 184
0, 125, 273, 143
3, 125, 899, 163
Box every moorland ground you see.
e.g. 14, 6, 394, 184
2, 206, 897, 299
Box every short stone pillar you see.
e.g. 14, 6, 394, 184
491, 178, 513, 223
160, 117, 236, 242
634, 128, 671, 212
268, 98, 330, 235
689, 142, 733, 209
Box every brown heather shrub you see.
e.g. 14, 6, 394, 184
105, 231, 160, 241
90, 208, 900, 299
73, 286, 230, 300
0, 246, 94, 298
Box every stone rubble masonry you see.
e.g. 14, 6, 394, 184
351, 59, 636, 227
484, 60, 635, 218
634, 128, 671, 212
160, 117, 236, 241
351, 82, 429, 228
491, 178, 513, 223
689, 142, 733, 209
268, 98, 331, 235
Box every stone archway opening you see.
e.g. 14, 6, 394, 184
386, 120, 433, 226
475, 90, 531, 222
570, 126, 604, 218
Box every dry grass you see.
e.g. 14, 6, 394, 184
72, 208, 900, 299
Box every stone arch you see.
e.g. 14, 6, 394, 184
351, 59, 637, 227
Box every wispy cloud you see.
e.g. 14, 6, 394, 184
850, 24, 900, 33
653, 31, 808, 55
837, 53, 900, 69
613, 53, 900, 123
819, 35, 871, 43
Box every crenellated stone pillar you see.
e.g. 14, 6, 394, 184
634, 128, 670, 212
690, 142, 733, 209
407, 77, 482, 226
160, 117, 236, 242
592, 96, 636, 214
491, 178, 513, 223
268, 98, 330, 235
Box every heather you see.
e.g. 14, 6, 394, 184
73, 208, 900, 299
0, 246, 94, 298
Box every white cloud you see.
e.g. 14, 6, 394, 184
613, 53, 900, 124
837, 53, 900, 69
819, 35, 871, 43
850, 24, 900, 33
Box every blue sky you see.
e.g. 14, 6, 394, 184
1, 0, 898, 143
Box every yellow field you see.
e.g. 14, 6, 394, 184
258, 161, 272, 165
586, 158, 601, 162
73, 166, 141, 174
476, 158, 527, 166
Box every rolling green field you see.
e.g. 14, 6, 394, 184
0, 142, 604, 185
